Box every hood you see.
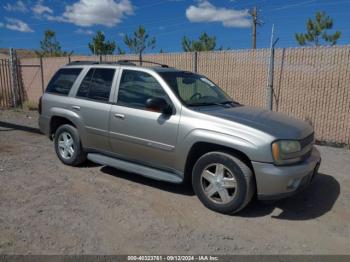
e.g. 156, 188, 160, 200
192, 105, 313, 139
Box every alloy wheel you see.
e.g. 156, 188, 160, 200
200, 163, 237, 204
57, 132, 75, 160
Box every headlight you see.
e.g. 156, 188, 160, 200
272, 140, 302, 165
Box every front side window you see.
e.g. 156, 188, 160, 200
76, 68, 115, 102
117, 70, 171, 110
159, 71, 232, 106
46, 68, 82, 95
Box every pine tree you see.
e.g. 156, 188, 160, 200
182, 32, 216, 52
123, 26, 156, 64
295, 11, 341, 46
88, 31, 116, 55
39, 30, 63, 57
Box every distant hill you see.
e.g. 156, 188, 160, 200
0, 48, 38, 59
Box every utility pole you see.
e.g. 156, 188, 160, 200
250, 6, 263, 49
251, 6, 257, 49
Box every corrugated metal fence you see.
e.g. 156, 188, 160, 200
0, 56, 27, 108
0, 59, 13, 107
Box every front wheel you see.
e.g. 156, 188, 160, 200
54, 124, 86, 166
192, 152, 255, 214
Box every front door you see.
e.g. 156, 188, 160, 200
109, 69, 180, 171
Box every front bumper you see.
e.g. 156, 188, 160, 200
252, 147, 321, 200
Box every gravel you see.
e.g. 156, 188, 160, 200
0, 109, 349, 255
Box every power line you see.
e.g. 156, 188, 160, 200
66, 22, 210, 47
264, 0, 350, 12
65, 22, 218, 51
264, 11, 350, 20
265, 0, 317, 12
0, 15, 188, 41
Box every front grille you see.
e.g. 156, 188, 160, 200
300, 133, 314, 148
299, 133, 314, 161
300, 150, 312, 162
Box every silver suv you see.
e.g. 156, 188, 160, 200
39, 60, 321, 214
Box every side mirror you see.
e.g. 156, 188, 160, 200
146, 97, 172, 115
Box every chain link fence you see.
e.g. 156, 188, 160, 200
3, 46, 349, 145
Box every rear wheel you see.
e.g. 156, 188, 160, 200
54, 124, 86, 166
192, 151, 255, 214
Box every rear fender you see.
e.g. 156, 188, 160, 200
49, 107, 86, 142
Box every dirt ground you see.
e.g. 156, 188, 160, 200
0, 109, 349, 255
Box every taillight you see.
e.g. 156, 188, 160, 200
38, 96, 42, 114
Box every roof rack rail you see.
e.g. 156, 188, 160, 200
66, 61, 100, 66
115, 60, 137, 66
117, 60, 169, 68
66, 60, 170, 68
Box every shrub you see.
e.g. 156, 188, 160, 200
22, 100, 38, 111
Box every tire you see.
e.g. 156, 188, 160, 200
54, 124, 86, 166
192, 151, 255, 214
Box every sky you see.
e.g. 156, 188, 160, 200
0, 0, 349, 54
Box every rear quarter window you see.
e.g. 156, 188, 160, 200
46, 68, 82, 95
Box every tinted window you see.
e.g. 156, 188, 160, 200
46, 68, 82, 95
76, 68, 115, 102
76, 69, 94, 98
117, 70, 170, 110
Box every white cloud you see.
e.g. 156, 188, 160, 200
75, 28, 94, 35
3, 1, 28, 13
186, 0, 251, 28
59, 0, 133, 27
0, 22, 4, 27
32, 2, 53, 15
4, 18, 34, 32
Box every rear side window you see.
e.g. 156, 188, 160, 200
76, 68, 115, 102
46, 68, 82, 95
76, 69, 94, 98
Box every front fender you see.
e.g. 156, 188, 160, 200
176, 128, 273, 172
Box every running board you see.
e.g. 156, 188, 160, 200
87, 153, 183, 184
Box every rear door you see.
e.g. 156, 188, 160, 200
109, 68, 180, 170
69, 67, 117, 152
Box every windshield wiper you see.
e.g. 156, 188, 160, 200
221, 100, 242, 107
188, 102, 230, 108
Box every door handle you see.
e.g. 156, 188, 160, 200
114, 113, 125, 119
72, 105, 80, 111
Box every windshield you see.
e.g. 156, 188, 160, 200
159, 71, 233, 106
